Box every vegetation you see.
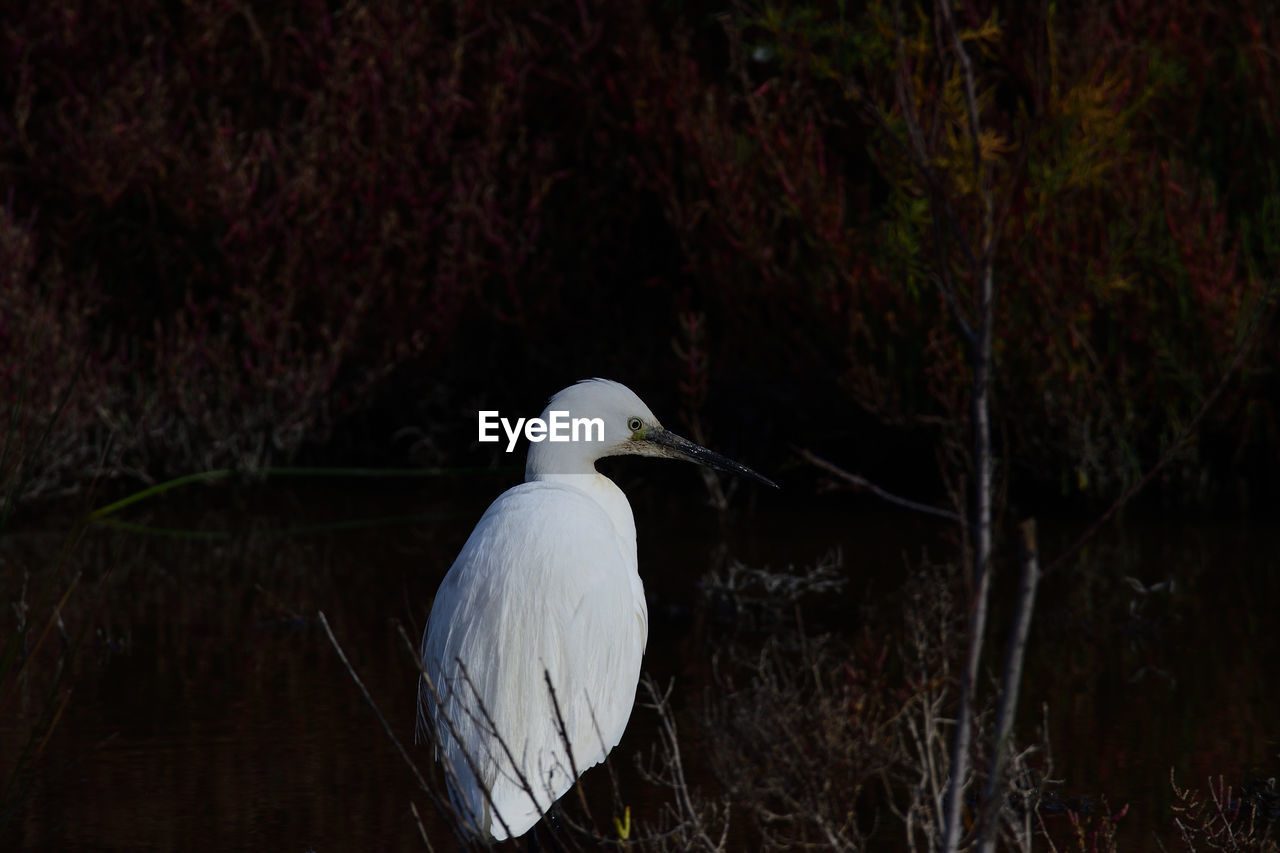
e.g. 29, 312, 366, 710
3, 0, 1278, 849
2, 0, 1277, 509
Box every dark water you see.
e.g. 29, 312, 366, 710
1, 473, 1276, 851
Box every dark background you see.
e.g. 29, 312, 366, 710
3, 0, 1277, 515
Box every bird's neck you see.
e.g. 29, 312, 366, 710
528, 471, 637, 550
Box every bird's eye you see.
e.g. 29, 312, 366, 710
627, 417, 643, 432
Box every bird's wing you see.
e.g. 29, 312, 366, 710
418, 481, 647, 840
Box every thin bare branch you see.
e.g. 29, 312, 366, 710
543, 670, 596, 832
796, 447, 961, 523
318, 611, 474, 847
410, 801, 437, 853
400, 620, 522, 842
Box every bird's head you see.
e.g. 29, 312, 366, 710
524, 378, 776, 488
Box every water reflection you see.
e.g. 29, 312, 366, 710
1, 479, 1276, 850
1027, 518, 1280, 845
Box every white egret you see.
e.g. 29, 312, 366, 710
417, 378, 775, 840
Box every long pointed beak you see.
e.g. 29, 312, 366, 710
647, 429, 778, 489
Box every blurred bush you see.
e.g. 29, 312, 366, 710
627, 1, 1278, 504
2, 0, 1277, 506
1, 0, 665, 497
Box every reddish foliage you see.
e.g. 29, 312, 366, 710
1, 0, 1277, 505
1, 0, 646, 496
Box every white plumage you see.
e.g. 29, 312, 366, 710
417, 379, 773, 839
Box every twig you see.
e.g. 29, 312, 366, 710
0, 571, 82, 720
638, 675, 729, 851
886, 0, 979, 344
319, 613, 432, 793
410, 800, 437, 853
400, 622, 519, 843
796, 447, 961, 523
543, 669, 596, 833
319, 612, 484, 849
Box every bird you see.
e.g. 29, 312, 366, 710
417, 378, 775, 840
